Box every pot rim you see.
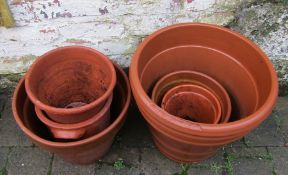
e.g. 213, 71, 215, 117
161, 84, 222, 124
129, 23, 278, 132
34, 95, 113, 130
25, 46, 117, 115
12, 63, 131, 148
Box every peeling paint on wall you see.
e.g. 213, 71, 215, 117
0, 0, 288, 96
0, 0, 240, 74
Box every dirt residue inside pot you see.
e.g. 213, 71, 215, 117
64, 102, 87, 108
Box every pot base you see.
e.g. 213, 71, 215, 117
152, 134, 218, 163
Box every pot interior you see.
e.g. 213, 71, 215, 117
28, 47, 114, 108
162, 92, 219, 124
138, 25, 273, 121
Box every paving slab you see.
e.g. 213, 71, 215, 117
268, 147, 288, 175
101, 146, 140, 165
52, 156, 95, 175
274, 97, 288, 143
225, 147, 273, 175
6, 147, 52, 175
0, 147, 9, 171
187, 150, 225, 175
95, 162, 141, 175
226, 138, 247, 148
138, 147, 181, 175
0, 100, 33, 147
244, 112, 285, 147
95, 142, 142, 175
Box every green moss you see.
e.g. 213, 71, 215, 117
0, 73, 23, 95
276, 0, 288, 5
199, 12, 235, 26
265, 23, 280, 35
245, 10, 257, 21
223, 152, 235, 175
174, 164, 191, 175
254, 0, 288, 4
113, 160, 125, 170
251, 22, 280, 37
210, 163, 224, 174
174, 162, 226, 174
272, 59, 288, 96
0, 168, 7, 175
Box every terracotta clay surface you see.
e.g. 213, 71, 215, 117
140, 45, 259, 119
129, 23, 278, 162
161, 84, 221, 124
12, 62, 131, 165
34, 94, 112, 140
151, 70, 231, 123
25, 46, 116, 124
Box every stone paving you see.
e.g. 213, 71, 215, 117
0, 92, 287, 175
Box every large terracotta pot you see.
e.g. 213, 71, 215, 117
151, 70, 231, 123
34, 94, 112, 140
161, 84, 221, 124
12, 63, 131, 164
129, 23, 278, 162
25, 46, 116, 124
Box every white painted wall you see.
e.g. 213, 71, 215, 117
0, 0, 287, 75
0, 0, 238, 74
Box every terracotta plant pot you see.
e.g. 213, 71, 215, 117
151, 70, 231, 123
161, 84, 221, 124
12, 62, 131, 164
25, 46, 116, 124
129, 23, 278, 162
34, 94, 112, 140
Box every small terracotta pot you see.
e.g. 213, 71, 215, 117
34, 95, 112, 140
130, 23, 278, 163
161, 84, 221, 124
151, 70, 231, 123
25, 46, 116, 124
12, 62, 131, 164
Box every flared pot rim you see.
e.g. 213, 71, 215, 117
25, 46, 117, 116
129, 23, 278, 135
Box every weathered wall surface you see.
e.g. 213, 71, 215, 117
0, 0, 287, 94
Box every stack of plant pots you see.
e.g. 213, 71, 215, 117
12, 46, 131, 164
151, 70, 231, 124
129, 23, 278, 162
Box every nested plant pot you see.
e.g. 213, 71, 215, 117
25, 46, 116, 124
12, 62, 131, 165
151, 70, 231, 123
161, 84, 221, 124
129, 23, 278, 162
34, 94, 112, 140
